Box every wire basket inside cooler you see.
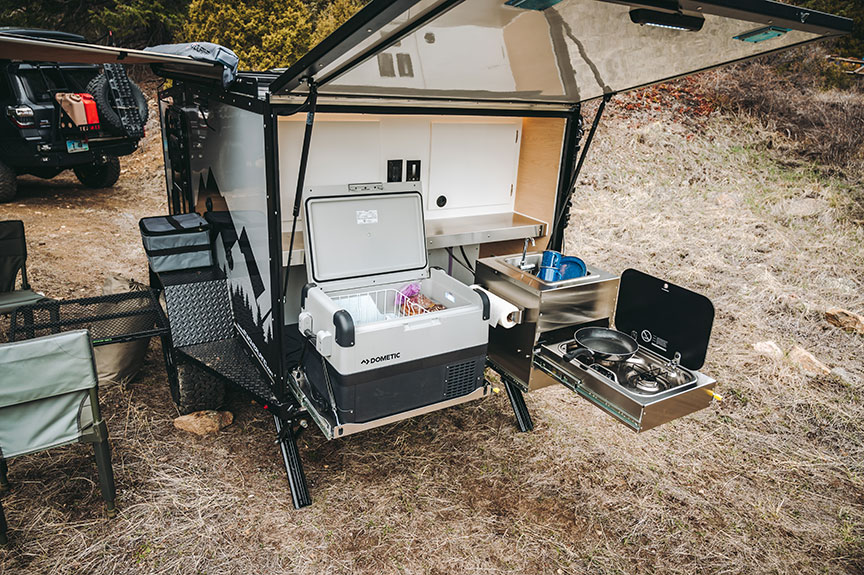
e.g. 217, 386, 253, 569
331, 288, 445, 326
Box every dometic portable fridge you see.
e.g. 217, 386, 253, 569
298, 183, 490, 425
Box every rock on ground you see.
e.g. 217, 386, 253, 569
831, 367, 858, 386
174, 411, 234, 436
789, 346, 831, 376
825, 308, 864, 335
753, 340, 784, 360
779, 197, 829, 218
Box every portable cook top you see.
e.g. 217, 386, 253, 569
294, 183, 490, 436
534, 269, 718, 431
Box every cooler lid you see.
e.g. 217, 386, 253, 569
614, 268, 714, 370
303, 183, 428, 292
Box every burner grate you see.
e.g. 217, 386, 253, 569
553, 339, 696, 395
625, 366, 668, 394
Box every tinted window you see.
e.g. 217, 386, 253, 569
18, 68, 97, 102
0, 73, 10, 101
19, 69, 55, 102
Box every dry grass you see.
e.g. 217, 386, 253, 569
697, 47, 864, 175
0, 91, 863, 574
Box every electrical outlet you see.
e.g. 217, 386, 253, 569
406, 160, 421, 181
387, 159, 403, 182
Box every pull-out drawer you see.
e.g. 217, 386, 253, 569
534, 343, 717, 432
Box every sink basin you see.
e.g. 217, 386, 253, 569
501, 253, 598, 286
475, 253, 620, 391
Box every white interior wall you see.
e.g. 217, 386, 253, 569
278, 114, 522, 223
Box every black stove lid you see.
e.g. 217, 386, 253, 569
614, 269, 714, 370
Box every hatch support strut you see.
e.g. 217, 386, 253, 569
280, 81, 318, 401
549, 93, 612, 252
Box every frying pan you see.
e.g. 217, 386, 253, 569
565, 326, 639, 363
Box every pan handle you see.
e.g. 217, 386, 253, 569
564, 347, 594, 364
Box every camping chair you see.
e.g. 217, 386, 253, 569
0, 220, 48, 316
0, 330, 117, 543
0, 499, 6, 545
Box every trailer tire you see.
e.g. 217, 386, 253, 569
176, 361, 225, 414
86, 75, 149, 134
74, 156, 121, 188
0, 160, 16, 203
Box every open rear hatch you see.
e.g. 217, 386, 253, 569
270, 0, 852, 109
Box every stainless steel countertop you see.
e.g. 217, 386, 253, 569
424, 212, 545, 250
283, 211, 546, 266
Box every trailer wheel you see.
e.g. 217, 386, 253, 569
86, 75, 149, 134
0, 160, 16, 203
175, 361, 225, 414
74, 156, 121, 188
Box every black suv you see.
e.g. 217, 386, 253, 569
0, 28, 148, 202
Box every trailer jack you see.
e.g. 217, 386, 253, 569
503, 377, 533, 433
273, 415, 311, 509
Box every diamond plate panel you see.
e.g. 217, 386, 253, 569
164, 279, 234, 347
178, 339, 279, 404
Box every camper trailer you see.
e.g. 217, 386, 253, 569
1, 0, 851, 510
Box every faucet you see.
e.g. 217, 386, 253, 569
520, 237, 536, 270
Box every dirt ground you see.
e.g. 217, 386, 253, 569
0, 93, 862, 575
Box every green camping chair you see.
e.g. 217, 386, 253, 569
0, 220, 48, 316
0, 499, 6, 545
0, 330, 116, 544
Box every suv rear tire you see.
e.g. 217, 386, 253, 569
74, 156, 121, 188
86, 75, 148, 135
0, 160, 16, 203
175, 361, 226, 414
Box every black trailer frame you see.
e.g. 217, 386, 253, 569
147, 0, 851, 509
151, 83, 588, 508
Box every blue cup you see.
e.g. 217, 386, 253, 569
540, 250, 562, 269
537, 266, 562, 282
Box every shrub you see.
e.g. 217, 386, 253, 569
311, 0, 363, 46
184, 0, 315, 70
0, 0, 186, 47
699, 46, 864, 170
793, 0, 864, 58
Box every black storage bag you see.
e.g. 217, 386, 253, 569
139, 214, 212, 273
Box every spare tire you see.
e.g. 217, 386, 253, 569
0, 159, 16, 203
175, 361, 225, 414
86, 75, 149, 135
